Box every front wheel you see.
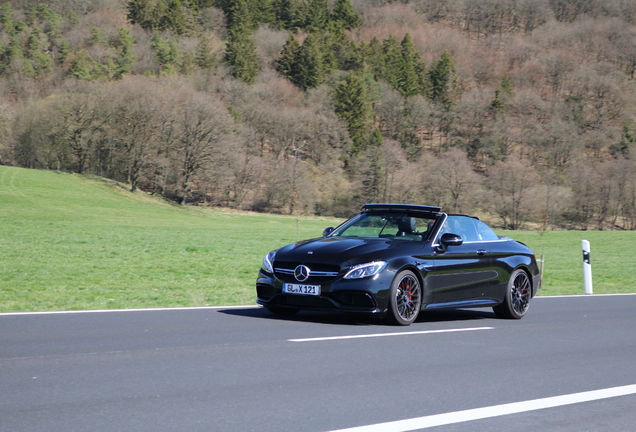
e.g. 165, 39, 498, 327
493, 269, 531, 319
386, 270, 422, 326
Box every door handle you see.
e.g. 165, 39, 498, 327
477, 249, 487, 256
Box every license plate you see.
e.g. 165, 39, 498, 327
283, 283, 321, 296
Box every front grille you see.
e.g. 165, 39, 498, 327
274, 261, 341, 283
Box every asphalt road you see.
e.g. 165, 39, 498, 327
1, 295, 636, 432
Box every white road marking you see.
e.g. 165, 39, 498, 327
325, 384, 636, 432
536, 293, 636, 298
0, 305, 261, 316
288, 327, 494, 342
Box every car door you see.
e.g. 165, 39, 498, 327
427, 216, 494, 304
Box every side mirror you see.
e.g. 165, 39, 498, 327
441, 233, 463, 247
436, 233, 463, 252
323, 227, 335, 237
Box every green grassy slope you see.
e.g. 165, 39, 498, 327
0, 166, 634, 312
0, 166, 340, 312
502, 230, 636, 296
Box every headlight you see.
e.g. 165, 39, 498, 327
261, 251, 276, 274
343, 261, 387, 279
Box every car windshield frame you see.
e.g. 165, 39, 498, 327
330, 212, 439, 242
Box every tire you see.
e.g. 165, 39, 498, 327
493, 269, 531, 319
386, 270, 422, 326
265, 305, 300, 316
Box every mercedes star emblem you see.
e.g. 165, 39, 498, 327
294, 265, 310, 282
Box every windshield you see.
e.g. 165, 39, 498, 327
331, 213, 435, 241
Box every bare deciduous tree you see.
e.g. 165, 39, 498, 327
422, 148, 482, 214
161, 91, 232, 205
486, 156, 540, 229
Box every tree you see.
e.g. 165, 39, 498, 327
127, 0, 163, 31
486, 157, 540, 229
275, 33, 300, 80
359, 146, 385, 203
114, 28, 136, 78
306, 0, 329, 32
25, 28, 52, 78
363, 36, 384, 79
107, 79, 161, 192
152, 33, 180, 75
292, 33, 327, 90
428, 50, 460, 109
195, 35, 217, 69
272, 0, 305, 31
331, 0, 362, 30
161, 0, 189, 35
381, 35, 402, 92
162, 93, 232, 204
334, 73, 373, 155
398, 33, 425, 97
0, 3, 14, 34
225, 0, 256, 32
225, 32, 260, 84
422, 148, 481, 214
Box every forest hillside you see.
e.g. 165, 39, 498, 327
1, 0, 636, 230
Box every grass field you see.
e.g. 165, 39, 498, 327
1, 166, 634, 312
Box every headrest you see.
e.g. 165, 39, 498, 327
398, 217, 416, 233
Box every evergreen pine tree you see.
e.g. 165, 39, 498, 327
370, 128, 384, 146
0, 3, 14, 34
195, 35, 217, 69
225, 32, 260, 84
361, 147, 384, 203
69, 49, 94, 80
381, 35, 402, 91
500, 72, 514, 96
88, 28, 108, 46
227, 0, 256, 32
26, 28, 52, 78
294, 33, 326, 90
152, 33, 179, 75
45, 12, 63, 47
127, 0, 160, 30
490, 89, 506, 114
398, 33, 423, 97
161, 0, 188, 35
58, 40, 70, 64
114, 28, 136, 78
276, 33, 300, 80
251, 0, 275, 27
7, 37, 24, 63
428, 50, 459, 109
364, 37, 384, 79
272, 0, 303, 31
333, 35, 363, 71
305, 0, 329, 32
331, 0, 362, 30
334, 73, 373, 154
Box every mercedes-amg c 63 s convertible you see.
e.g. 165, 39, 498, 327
256, 204, 541, 325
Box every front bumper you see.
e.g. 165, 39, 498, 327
256, 269, 391, 314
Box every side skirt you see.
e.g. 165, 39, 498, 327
424, 299, 500, 310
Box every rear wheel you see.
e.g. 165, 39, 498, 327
493, 269, 531, 319
386, 270, 422, 326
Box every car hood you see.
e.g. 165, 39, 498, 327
274, 237, 417, 266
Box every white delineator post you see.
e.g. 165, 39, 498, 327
582, 240, 593, 295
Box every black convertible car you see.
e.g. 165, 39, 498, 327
256, 204, 541, 325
